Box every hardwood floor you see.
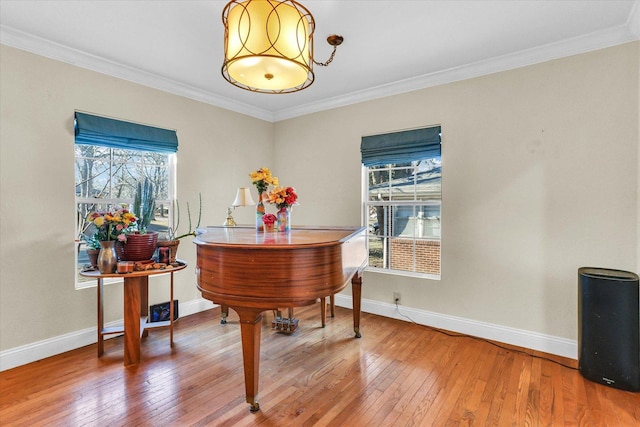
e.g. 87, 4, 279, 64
1, 304, 639, 426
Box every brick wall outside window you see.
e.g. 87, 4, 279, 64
390, 238, 441, 275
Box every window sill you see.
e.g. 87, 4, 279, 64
365, 266, 441, 281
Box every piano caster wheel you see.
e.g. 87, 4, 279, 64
220, 318, 227, 325
354, 328, 362, 338
249, 402, 260, 413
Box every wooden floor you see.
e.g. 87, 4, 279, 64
1, 304, 639, 426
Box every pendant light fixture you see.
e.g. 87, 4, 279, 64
221, 0, 343, 94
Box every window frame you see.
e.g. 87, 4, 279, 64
362, 160, 441, 280
74, 147, 176, 289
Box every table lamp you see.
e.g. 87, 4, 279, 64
224, 187, 256, 226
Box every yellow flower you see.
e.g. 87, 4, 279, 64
86, 207, 138, 241
250, 167, 279, 192
250, 167, 267, 182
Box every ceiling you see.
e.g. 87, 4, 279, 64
1, 1, 638, 122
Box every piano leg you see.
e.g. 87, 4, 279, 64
235, 307, 265, 412
220, 304, 228, 324
330, 294, 335, 318
352, 273, 363, 338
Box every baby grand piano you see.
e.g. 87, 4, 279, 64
194, 226, 367, 412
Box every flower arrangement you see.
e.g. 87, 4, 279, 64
261, 213, 277, 226
87, 208, 137, 242
250, 167, 279, 194
267, 186, 298, 210
250, 167, 279, 231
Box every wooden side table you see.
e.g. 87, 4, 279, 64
80, 261, 187, 365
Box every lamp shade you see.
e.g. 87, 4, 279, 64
232, 187, 256, 207
222, 0, 315, 93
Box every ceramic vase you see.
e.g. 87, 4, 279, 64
156, 239, 180, 263
256, 191, 265, 231
87, 248, 100, 268
116, 231, 158, 261
98, 240, 118, 274
277, 207, 290, 232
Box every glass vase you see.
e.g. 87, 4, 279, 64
277, 207, 290, 232
256, 191, 265, 231
97, 240, 118, 274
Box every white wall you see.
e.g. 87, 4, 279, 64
0, 45, 273, 358
1, 41, 638, 368
275, 41, 639, 345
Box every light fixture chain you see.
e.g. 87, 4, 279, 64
313, 46, 338, 67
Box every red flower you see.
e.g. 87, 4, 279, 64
262, 213, 277, 225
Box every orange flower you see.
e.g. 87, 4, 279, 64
267, 186, 298, 210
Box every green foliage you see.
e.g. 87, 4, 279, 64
168, 193, 202, 240
133, 178, 155, 232
84, 233, 101, 250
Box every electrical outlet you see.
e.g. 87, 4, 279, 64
393, 292, 401, 305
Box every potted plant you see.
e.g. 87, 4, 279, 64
261, 213, 277, 232
83, 232, 101, 268
133, 178, 155, 233
157, 193, 202, 262
117, 178, 158, 261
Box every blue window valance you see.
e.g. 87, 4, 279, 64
74, 112, 178, 153
361, 126, 441, 167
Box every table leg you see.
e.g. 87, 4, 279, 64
97, 278, 104, 357
352, 273, 362, 338
169, 271, 174, 346
123, 276, 145, 365
320, 297, 327, 328
140, 276, 149, 339
235, 307, 265, 412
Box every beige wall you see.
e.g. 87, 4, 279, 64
275, 41, 639, 340
1, 41, 638, 358
0, 45, 273, 351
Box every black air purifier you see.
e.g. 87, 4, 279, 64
578, 267, 639, 391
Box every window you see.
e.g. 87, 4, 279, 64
361, 126, 441, 278
74, 112, 178, 286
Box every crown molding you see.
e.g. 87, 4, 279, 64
628, 0, 640, 39
0, 25, 276, 122
2, 6, 638, 124
274, 16, 640, 121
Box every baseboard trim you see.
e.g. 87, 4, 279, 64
0, 298, 215, 372
1, 295, 576, 371
334, 294, 577, 360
